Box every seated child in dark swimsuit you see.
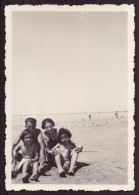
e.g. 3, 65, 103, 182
51, 128, 83, 177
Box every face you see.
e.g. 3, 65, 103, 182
24, 134, 33, 145
25, 121, 35, 132
60, 133, 69, 144
44, 122, 54, 132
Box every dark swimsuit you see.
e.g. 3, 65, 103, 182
44, 128, 58, 149
44, 129, 58, 166
47, 138, 58, 150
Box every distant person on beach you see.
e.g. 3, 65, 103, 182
12, 118, 48, 175
115, 111, 118, 119
41, 118, 83, 176
51, 128, 83, 177
89, 115, 91, 120
12, 129, 39, 182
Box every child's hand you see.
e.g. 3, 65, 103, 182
49, 149, 59, 156
74, 146, 83, 153
63, 161, 70, 171
27, 159, 32, 164
48, 149, 53, 154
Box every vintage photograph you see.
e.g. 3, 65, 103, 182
5, 5, 134, 191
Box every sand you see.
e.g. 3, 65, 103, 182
12, 116, 128, 184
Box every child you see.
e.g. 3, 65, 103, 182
51, 128, 83, 177
12, 118, 48, 174
12, 129, 39, 183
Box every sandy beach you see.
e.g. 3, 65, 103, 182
12, 115, 128, 184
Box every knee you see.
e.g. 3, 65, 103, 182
71, 149, 78, 156
34, 161, 39, 166
54, 148, 60, 155
55, 148, 60, 152
24, 159, 30, 165
39, 155, 46, 162
39, 152, 45, 159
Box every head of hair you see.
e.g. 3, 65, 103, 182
41, 118, 55, 129
57, 128, 72, 143
21, 129, 35, 141
25, 117, 37, 126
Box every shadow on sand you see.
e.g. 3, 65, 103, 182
74, 161, 90, 173
45, 161, 90, 175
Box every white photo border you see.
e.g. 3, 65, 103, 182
5, 4, 135, 191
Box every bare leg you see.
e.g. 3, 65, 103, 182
22, 160, 30, 176
22, 160, 30, 182
55, 153, 64, 173
32, 162, 38, 175
12, 161, 16, 172
30, 162, 39, 181
39, 152, 47, 166
38, 151, 48, 174
11, 160, 17, 178
63, 160, 70, 171
55, 153, 66, 177
68, 150, 78, 174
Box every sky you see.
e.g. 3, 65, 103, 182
12, 11, 128, 115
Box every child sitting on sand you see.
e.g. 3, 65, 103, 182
51, 128, 83, 177
41, 118, 82, 171
12, 118, 47, 175
41, 118, 76, 161
12, 129, 39, 183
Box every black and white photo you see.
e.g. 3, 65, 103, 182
5, 4, 134, 191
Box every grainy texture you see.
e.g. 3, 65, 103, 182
12, 116, 128, 184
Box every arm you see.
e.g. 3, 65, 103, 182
42, 134, 55, 154
13, 144, 22, 161
49, 143, 60, 156
74, 146, 83, 153
12, 132, 22, 159
69, 138, 76, 147
51, 143, 60, 151
43, 134, 49, 151
37, 132, 45, 160
69, 139, 83, 153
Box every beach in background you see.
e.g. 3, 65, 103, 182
12, 111, 128, 184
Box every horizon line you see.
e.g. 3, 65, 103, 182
12, 110, 128, 116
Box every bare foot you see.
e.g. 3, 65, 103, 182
12, 170, 17, 178
63, 161, 70, 171
38, 164, 48, 175
59, 170, 66, 177
30, 174, 38, 181
68, 170, 74, 176
68, 168, 75, 176
22, 174, 29, 183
